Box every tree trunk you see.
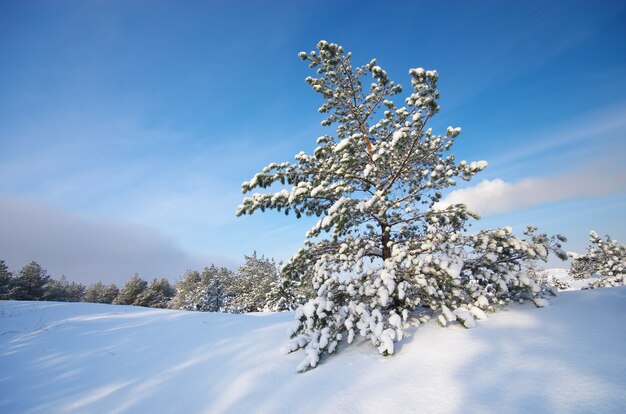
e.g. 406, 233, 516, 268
381, 223, 391, 261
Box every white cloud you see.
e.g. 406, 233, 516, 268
436, 165, 626, 216
0, 195, 237, 285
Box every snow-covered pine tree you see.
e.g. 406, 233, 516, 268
237, 41, 567, 372
264, 272, 302, 312
184, 285, 206, 310
0, 260, 13, 300
83, 281, 119, 304
570, 231, 625, 288
204, 274, 225, 312
113, 274, 148, 306
227, 252, 279, 312
137, 278, 176, 308
171, 270, 203, 310
522, 251, 563, 293
524, 256, 548, 287
10, 261, 51, 301
172, 265, 234, 312
43, 275, 86, 302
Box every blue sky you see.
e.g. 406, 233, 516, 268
1, 0, 625, 284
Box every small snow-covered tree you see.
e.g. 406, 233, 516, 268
570, 231, 625, 288
237, 41, 567, 371
204, 274, 225, 312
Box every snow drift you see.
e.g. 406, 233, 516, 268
1, 287, 625, 413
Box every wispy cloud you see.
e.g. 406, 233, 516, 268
487, 103, 626, 171
0, 194, 237, 285
436, 163, 626, 216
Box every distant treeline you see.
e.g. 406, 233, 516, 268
0, 252, 302, 312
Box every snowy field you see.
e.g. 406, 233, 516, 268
1, 287, 625, 414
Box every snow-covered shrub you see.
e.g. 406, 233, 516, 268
551, 277, 571, 291
237, 41, 567, 371
571, 231, 625, 289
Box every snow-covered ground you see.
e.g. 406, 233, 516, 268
543, 268, 597, 291
1, 287, 625, 413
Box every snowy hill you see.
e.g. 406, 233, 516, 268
2, 287, 626, 413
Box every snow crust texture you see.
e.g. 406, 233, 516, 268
1, 287, 626, 413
